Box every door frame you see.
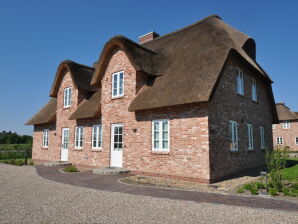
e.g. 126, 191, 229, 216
110, 123, 123, 167
61, 127, 69, 162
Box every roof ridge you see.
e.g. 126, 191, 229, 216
62, 59, 95, 70
142, 14, 221, 45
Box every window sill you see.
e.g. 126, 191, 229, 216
152, 150, 170, 155
42, 147, 48, 150
63, 106, 71, 109
247, 149, 255, 152
74, 148, 83, 151
230, 150, 240, 153
111, 96, 124, 100
91, 148, 102, 152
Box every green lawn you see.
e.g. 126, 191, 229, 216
281, 164, 298, 181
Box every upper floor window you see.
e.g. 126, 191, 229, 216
251, 79, 257, 102
112, 71, 124, 98
152, 120, 169, 152
236, 68, 244, 95
260, 126, 265, 149
63, 87, 72, 108
282, 121, 290, 129
272, 124, 275, 129
75, 126, 84, 149
92, 125, 102, 149
229, 120, 238, 151
247, 124, 254, 150
277, 137, 283, 145
42, 129, 49, 148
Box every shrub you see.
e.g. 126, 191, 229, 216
29, 160, 34, 166
269, 188, 278, 196
266, 147, 288, 191
237, 187, 244, 193
63, 165, 79, 172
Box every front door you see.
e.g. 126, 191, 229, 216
61, 128, 69, 162
110, 124, 123, 167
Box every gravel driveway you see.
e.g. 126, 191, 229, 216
0, 164, 297, 224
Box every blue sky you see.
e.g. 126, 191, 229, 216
0, 0, 297, 135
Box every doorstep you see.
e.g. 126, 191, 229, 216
93, 167, 130, 175
44, 161, 72, 167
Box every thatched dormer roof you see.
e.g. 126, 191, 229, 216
276, 103, 298, 121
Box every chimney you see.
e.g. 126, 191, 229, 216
139, 31, 159, 44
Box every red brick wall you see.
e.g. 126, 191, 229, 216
208, 57, 274, 181
273, 121, 298, 151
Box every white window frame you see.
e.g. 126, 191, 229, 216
63, 87, 72, 108
282, 121, 290, 129
247, 124, 254, 150
42, 129, 49, 148
295, 137, 298, 145
236, 68, 244, 95
260, 126, 265, 149
277, 137, 283, 145
92, 125, 103, 149
229, 120, 238, 151
75, 126, 84, 149
251, 78, 257, 102
272, 124, 275, 129
112, 71, 124, 98
152, 120, 170, 152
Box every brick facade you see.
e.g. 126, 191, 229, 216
32, 50, 274, 183
273, 121, 298, 151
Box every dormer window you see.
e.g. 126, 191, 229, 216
236, 68, 244, 95
63, 87, 72, 108
112, 71, 124, 98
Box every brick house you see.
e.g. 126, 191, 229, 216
273, 103, 298, 151
26, 15, 277, 183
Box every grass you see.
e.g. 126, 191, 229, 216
280, 164, 298, 181
0, 144, 32, 160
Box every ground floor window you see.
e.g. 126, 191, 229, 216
229, 120, 238, 151
247, 124, 254, 150
152, 120, 169, 151
295, 137, 298, 145
92, 125, 102, 149
42, 129, 49, 148
277, 137, 283, 145
75, 127, 84, 149
260, 126, 265, 149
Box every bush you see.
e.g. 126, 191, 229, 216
269, 188, 278, 196
63, 165, 79, 172
242, 183, 259, 195
237, 187, 244, 193
266, 147, 288, 191
29, 160, 34, 166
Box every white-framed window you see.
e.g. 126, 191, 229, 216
236, 68, 244, 95
260, 126, 265, 149
272, 124, 275, 129
251, 78, 257, 102
92, 125, 103, 149
247, 124, 254, 150
152, 120, 169, 152
75, 126, 84, 149
42, 129, 49, 148
112, 71, 124, 98
277, 137, 283, 145
63, 87, 72, 108
229, 120, 238, 151
282, 121, 290, 129
295, 137, 298, 145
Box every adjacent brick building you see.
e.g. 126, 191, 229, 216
273, 103, 298, 151
26, 15, 277, 183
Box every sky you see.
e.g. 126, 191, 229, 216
0, 0, 297, 135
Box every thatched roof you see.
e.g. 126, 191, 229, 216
91, 36, 157, 86
50, 60, 97, 97
25, 98, 57, 125
276, 103, 298, 121
124, 15, 273, 111
69, 91, 101, 120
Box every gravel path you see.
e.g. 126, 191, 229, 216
0, 164, 297, 224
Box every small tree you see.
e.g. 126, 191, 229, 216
266, 146, 289, 191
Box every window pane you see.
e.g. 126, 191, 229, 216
154, 131, 159, 140
154, 122, 159, 131
162, 131, 168, 140
162, 121, 168, 131
162, 140, 168, 149
154, 140, 159, 149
